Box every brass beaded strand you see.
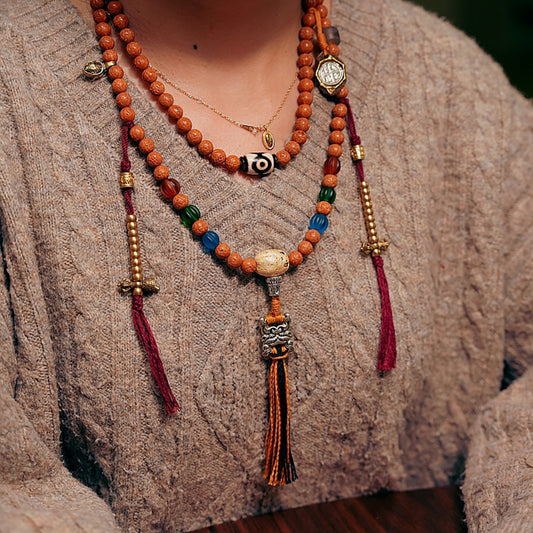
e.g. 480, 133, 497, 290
359, 181, 389, 257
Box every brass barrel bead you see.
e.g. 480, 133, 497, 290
121, 172, 135, 189
351, 144, 365, 161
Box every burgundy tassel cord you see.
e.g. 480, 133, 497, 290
119, 122, 179, 415
341, 98, 397, 372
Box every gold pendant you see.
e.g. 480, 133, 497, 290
262, 130, 275, 151
315, 54, 347, 96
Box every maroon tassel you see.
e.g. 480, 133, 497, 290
132, 295, 179, 415
373, 256, 397, 371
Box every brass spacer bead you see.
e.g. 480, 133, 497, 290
371, 248, 381, 257
367, 214, 375, 222
365, 208, 373, 216
130, 250, 140, 260
127, 221, 137, 230
351, 144, 365, 161
369, 228, 377, 236
360, 181, 368, 189
104, 60, 117, 70
364, 201, 372, 209
126, 214, 136, 222
131, 258, 141, 267
129, 236, 139, 245
121, 172, 135, 189
367, 221, 376, 229
133, 287, 143, 296
130, 243, 139, 252
132, 272, 143, 281
370, 235, 379, 243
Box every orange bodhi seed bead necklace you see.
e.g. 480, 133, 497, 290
84, 0, 396, 487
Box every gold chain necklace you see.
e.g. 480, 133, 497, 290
153, 66, 299, 151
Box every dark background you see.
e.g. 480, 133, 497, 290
411, 0, 533, 97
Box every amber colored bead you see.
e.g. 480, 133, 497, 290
276, 150, 291, 166
337, 86, 349, 98
129, 125, 145, 142
330, 117, 346, 130
139, 138, 155, 154
316, 201, 332, 215
92, 9, 107, 23
297, 104, 312, 118
210, 149, 226, 165
305, 229, 321, 245
333, 103, 348, 117
298, 66, 314, 80
328, 44, 340, 56
141, 68, 158, 83
288, 250, 303, 266
107, 1, 123, 15
102, 49, 118, 62
324, 156, 340, 174
176, 117, 192, 134
317, 4, 328, 17
99, 35, 114, 50
197, 140, 213, 156
113, 13, 129, 29
107, 65, 124, 80
90, 0, 104, 8
111, 78, 127, 93
302, 13, 316, 27
299, 26, 314, 40
160, 178, 180, 199
227, 253, 243, 269
146, 151, 163, 167
328, 144, 342, 157
298, 240, 313, 256
297, 53, 313, 67
295, 117, 310, 131
215, 243, 231, 259
285, 141, 300, 156
292, 130, 307, 144
134, 55, 149, 70
298, 78, 314, 93
95, 22, 111, 36
225, 154, 241, 172
158, 93, 174, 108
323, 174, 338, 187
186, 129, 202, 146
297, 92, 313, 106
172, 193, 189, 210
119, 107, 135, 122
126, 41, 142, 57
192, 219, 208, 236
241, 258, 257, 275
153, 165, 169, 180
329, 130, 344, 144
298, 40, 314, 54
115, 92, 132, 108
119, 28, 135, 43
150, 81, 165, 95
168, 105, 183, 120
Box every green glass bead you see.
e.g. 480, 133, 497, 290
318, 186, 336, 204
180, 204, 201, 229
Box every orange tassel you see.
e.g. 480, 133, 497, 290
261, 294, 297, 486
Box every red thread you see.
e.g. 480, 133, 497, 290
120, 123, 179, 415
341, 98, 397, 372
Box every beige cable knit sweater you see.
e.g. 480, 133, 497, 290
0, 0, 532, 531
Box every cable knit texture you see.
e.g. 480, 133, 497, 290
0, 0, 531, 531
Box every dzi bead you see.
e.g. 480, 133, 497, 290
240, 153, 277, 176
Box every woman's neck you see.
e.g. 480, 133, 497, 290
72, 0, 331, 158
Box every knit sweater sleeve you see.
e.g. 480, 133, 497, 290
462, 78, 533, 531
0, 57, 121, 533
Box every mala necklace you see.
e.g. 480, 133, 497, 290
84, 0, 396, 486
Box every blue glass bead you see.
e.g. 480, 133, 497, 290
309, 213, 329, 234
202, 230, 220, 251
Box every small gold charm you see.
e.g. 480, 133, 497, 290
118, 277, 160, 295
315, 54, 347, 96
262, 130, 275, 151
361, 239, 390, 257
82, 60, 105, 80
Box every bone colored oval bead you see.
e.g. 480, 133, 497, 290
254, 249, 290, 277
